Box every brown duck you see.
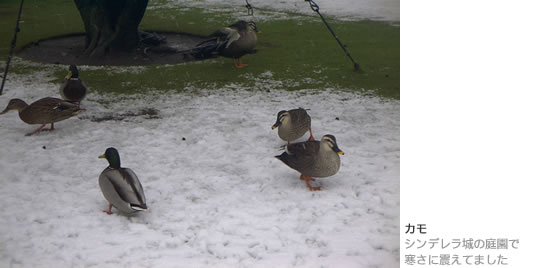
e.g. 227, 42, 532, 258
59, 64, 87, 104
192, 20, 258, 68
272, 108, 314, 144
276, 135, 344, 191
1, 97, 85, 136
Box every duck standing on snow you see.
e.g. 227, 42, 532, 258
0, 97, 85, 136
276, 135, 344, 191
98, 147, 148, 215
59, 64, 87, 104
272, 108, 315, 144
192, 20, 258, 68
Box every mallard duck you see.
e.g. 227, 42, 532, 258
98, 147, 147, 215
59, 64, 87, 104
192, 20, 258, 68
275, 134, 344, 191
0, 97, 85, 136
272, 108, 314, 144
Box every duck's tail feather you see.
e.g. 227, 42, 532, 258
130, 203, 148, 211
275, 152, 290, 165
183, 38, 227, 59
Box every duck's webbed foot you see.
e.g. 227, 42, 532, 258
300, 174, 321, 191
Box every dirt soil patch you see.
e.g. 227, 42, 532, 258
17, 32, 208, 66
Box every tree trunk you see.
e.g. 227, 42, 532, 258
73, 0, 149, 58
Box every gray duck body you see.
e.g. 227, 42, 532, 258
99, 167, 147, 214
276, 135, 343, 178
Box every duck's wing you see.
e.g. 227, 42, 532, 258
276, 141, 320, 171
191, 27, 238, 58
287, 140, 319, 157
211, 27, 240, 48
51, 99, 79, 112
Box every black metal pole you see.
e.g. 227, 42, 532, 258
0, 0, 25, 95
305, 0, 360, 71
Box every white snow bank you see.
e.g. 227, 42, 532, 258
160, 0, 400, 22
0, 66, 399, 267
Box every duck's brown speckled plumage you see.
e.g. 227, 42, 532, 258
272, 108, 312, 142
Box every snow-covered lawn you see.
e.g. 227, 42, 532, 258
0, 67, 399, 267
158, 0, 400, 22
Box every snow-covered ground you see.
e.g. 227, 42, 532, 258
159, 0, 400, 22
0, 65, 399, 267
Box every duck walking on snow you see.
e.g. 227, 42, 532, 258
192, 20, 258, 68
59, 64, 87, 104
276, 135, 344, 191
98, 147, 147, 215
0, 97, 85, 136
272, 108, 314, 144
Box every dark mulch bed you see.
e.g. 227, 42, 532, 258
17, 32, 208, 66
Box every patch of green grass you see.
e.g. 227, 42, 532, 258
0, 0, 83, 52
0, 0, 399, 99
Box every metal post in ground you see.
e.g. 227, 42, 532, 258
1, 0, 25, 95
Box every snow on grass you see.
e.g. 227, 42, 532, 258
156, 0, 400, 22
0, 67, 399, 267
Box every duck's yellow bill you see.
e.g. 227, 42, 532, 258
65, 71, 72, 79
98, 154, 106, 159
271, 125, 277, 130
338, 151, 345, 155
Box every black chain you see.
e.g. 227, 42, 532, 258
307, 0, 319, 12
245, 0, 254, 16
305, 0, 360, 71
1, 0, 25, 95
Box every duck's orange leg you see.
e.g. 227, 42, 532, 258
308, 128, 315, 141
42, 123, 55, 131
104, 204, 113, 215
25, 124, 47, 136
233, 57, 248, 68
300, 174, 320, 191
